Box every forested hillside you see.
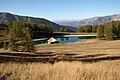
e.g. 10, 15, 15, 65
0, 12, 76, 32
77, 21, 120, 40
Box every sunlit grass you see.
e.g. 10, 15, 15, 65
0, 60, 120, 80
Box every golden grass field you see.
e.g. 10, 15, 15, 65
37, 39, 120, 55
0, 39, 120, 80
0, 61, 120, 80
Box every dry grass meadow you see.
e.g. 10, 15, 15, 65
36, 39, 120, 55
0, 39, 120, 80
0, 61, 120, 80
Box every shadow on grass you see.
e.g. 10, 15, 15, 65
74, 54, 106, 58
80, 56, 120, 63
0, 52, 56, 64
61, 56, 120, 63
0, 73, 12, 80
0, 52, 120, 64
0, 52, 55, 57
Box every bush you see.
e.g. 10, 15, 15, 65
8, 40, 18, 51
0, 40, 4, 48
3, 41, 9, 50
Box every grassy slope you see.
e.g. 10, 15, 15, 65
37, 39, 120, 55
0, 61, 120, 80
0, 39, 120, 80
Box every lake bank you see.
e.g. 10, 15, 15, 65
0, 39, 120, 63
36, 39, 120, 55
1, 39, 120, 55
34, 34, 96, 45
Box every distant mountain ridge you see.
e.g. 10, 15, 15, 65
57, 14, 120, 27
0, 12, 76, 32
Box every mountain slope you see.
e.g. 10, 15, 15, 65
0, 12, 76, 32
57, 14, 120, 27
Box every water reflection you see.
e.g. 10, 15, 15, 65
59, 37, 70, 42
56, 37, 79, 43
60, 37, 64, 41
65, 37, 69, 41
35, 35, 96, 45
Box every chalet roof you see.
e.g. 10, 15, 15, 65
48, 37, 57, 42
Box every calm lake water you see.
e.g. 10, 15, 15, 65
35, 35, 96, 45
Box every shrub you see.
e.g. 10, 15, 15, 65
0, 40, 3, 48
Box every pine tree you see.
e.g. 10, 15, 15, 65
22, 27, 35, 52
9, 39, 18, 51
64, 27, 69, 32
104, 23, 113, 40
97, 25, 104, 39
3, 41, 8, 50
8, 25, 18, 51
59, 27, 64, 32
77, 26, 85, 32
92, 25, 97, 33
85, 25, 92, 33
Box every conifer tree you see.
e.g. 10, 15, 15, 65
97, 25, 104, 39
59, 27, 64, 32
22, 27, 35, 52
104, 23, 113, 40
64, 27, 69, 32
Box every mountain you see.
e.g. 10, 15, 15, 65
0, 12, 76, 32
56, 14, 120, 27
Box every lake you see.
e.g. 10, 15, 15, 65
35, 34, 96, 45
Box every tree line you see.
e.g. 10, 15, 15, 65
77, 25, 97, 33
0, 21, 53, 52
77, 21, 120, 40
97, 21, 120, 40
59, 27, 69, 32
6, 21, 53, 35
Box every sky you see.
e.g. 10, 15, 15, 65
0, 0, 120, 21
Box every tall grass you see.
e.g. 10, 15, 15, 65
0, 60, 120, 80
